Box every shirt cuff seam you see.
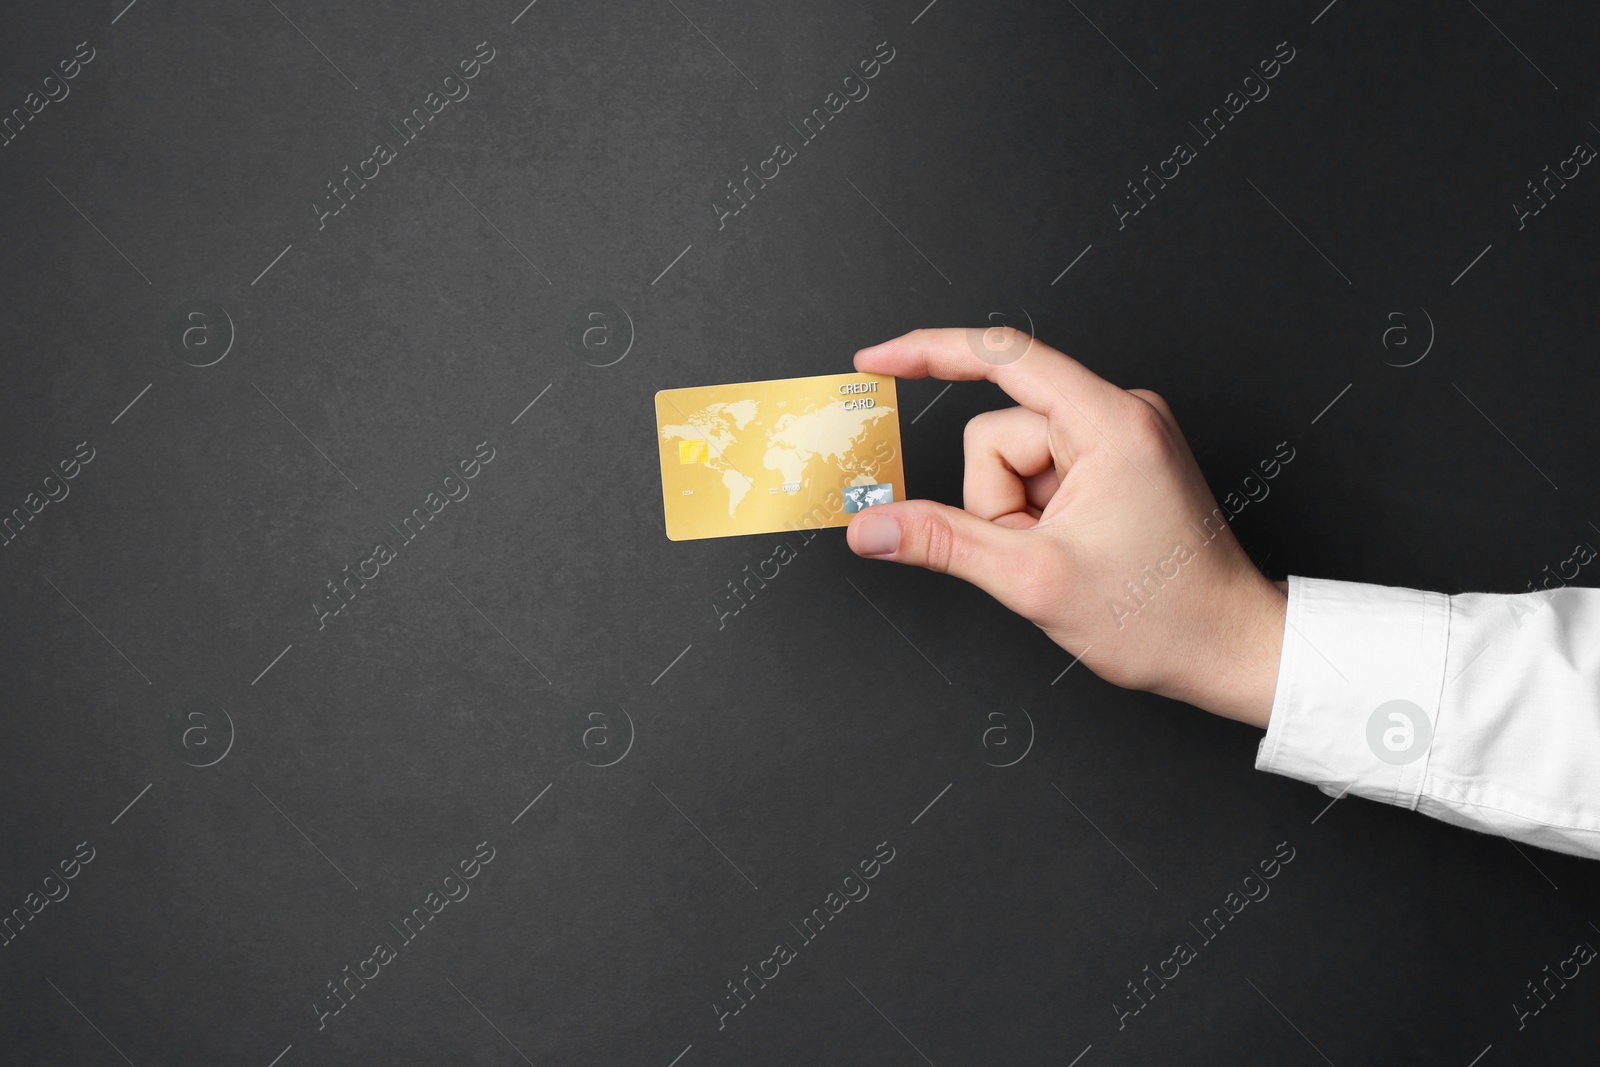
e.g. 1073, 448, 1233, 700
1420, 776, 1600, 834
1402, 591, 1454, 812
1256, 575, 1304, 775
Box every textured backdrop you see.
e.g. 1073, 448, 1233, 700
2, 1, 1599, 1064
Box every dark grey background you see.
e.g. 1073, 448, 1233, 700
2, 1, 1598, 1064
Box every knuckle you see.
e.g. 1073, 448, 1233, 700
916, 510, 957, 575
1126, 395, 1174, 444
1097, 394, 1183, 477
1131, 388, 1172, 418
962, 409, 997, 445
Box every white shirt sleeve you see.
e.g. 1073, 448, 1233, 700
1256, 575, 1600, 861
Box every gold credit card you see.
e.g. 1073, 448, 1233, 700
655, 371, 905, 541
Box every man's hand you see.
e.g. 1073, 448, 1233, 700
846, 328, 1287, 728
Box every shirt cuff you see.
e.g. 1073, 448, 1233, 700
1255, 575, 1452, 808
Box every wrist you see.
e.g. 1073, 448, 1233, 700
1161, 571, 1287, 729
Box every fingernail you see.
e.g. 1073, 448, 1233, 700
852, 513, 900, 556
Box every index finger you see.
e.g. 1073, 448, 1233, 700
853, 327, 1128, 427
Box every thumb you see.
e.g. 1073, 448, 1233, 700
846, 500, 1046, 609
